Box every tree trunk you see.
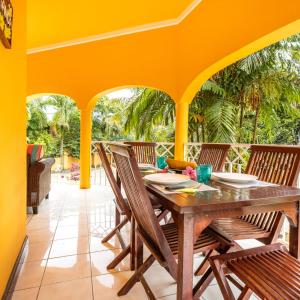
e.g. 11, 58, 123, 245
239, 102, 244, 143
252, 105, 260, 144
60, 132, 64, 171
201, 123, 206, 142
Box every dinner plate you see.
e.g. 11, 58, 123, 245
212, 172, 258, 183
144, 173, 190, 186
138, 163, 155, 170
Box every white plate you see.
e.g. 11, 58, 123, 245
212, 172, 258, 183
144, 173, 190, 186
138, 163, 155, 170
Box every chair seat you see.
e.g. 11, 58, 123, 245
220, 244, 300, 300
161, 223, 222, 255
210, 217, 271, 240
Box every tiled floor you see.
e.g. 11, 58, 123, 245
13, 182, 259, 300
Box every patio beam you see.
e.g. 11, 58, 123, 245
80, 108, 92, 189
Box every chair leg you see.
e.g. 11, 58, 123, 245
237, 286, 252, 300
45, 193, 49, 199
118, 255, 155, 296
101, 218, 128, 244
140, 276, 156, 300
107, 245, 131, 269
194, 249, 216, 276
193, 267, 214, 299
210, 258, 235, 300
32, 206, 38, 214
157, 209, 169, 223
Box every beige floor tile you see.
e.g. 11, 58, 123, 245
42, 254, 91, 285
92, 272, 148, 300
89, 235, 122, 252
10, 287, 39, 300
90, 249, 130, 276
49, 237, 89, 258
54, 224, 89, 240
14, 261, 46, 290
27, 219, 58, 231
58, 215, 88, 227
144, 264, 177, 298
26, 228, 55, 243
38, 277, 93, 300
21, 241, 51, 263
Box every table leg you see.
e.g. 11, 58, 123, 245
177, 213, 194, 300
289, 201, 300, 259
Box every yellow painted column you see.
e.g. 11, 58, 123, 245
80, 108, 92, 189
174, 102, 189, 160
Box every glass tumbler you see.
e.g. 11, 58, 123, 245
196, 164, 212, 184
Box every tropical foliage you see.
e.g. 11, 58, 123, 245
27, 34, 300, 166
125, 34, 300, 144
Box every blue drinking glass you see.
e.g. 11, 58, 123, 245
196, 164, 212, 184
157, 156, 167, 169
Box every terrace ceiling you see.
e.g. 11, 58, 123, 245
27, 0, 197, 50
27, 0, 300, 109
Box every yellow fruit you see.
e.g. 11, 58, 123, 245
166, 159, 197, 170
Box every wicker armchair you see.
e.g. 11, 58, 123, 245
27, 153, 55, 214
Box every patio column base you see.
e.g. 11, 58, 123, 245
174, 101, 189, 160
80, 108, 92, 189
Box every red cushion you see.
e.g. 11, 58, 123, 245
27, 144, 44, 164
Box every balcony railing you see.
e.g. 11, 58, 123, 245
90, 141, 300, 246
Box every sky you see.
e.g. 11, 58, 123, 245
106, 88, 134, 99
44, 88, 134, 120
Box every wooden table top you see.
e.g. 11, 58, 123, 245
146, 180, 300, 214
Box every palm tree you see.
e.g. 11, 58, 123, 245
46, 95, 76, 170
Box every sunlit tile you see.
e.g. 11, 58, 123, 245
54, 224, 89, 240
58, 215, 88, 227
90, 249, 130, 276
14, 260, 46, 290
42, 254, 91, 285
21, 241, 51, 263
49, 237, 89, 258
92, 272, 148, 300
89, 235, 122, 252
26, 228, 55, 243
38, 277, 93, 300
10, 287, 39, 300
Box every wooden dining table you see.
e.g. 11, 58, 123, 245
143, 180, 300, 300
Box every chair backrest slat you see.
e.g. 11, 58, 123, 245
197, 143, 231, 172
124, 142, 157, 166
242, 145, 300, 237
246, 145, 300, 187
110, 143, 173, 261
95, 143, 131, 218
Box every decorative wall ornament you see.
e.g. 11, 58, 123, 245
0, 0, 13, 48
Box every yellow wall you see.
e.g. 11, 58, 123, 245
27, 0, 194, 49
0, 0, 27, 297
28, 0, 300, 109
27, 26, 179, 108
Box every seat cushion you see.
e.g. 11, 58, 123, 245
27, 144, 44, 164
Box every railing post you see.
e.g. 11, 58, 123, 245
80, 108, 92, 189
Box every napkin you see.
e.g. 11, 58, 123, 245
216, 180, 278, 189
151, 183, 217, 194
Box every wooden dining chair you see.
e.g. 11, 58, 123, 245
196, 145, 300, 280
197, 143, 231, 172
124, 141, 157, 166
210, 243, 300, 300
110, 143, 232, 299
95, 142, 168, 270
